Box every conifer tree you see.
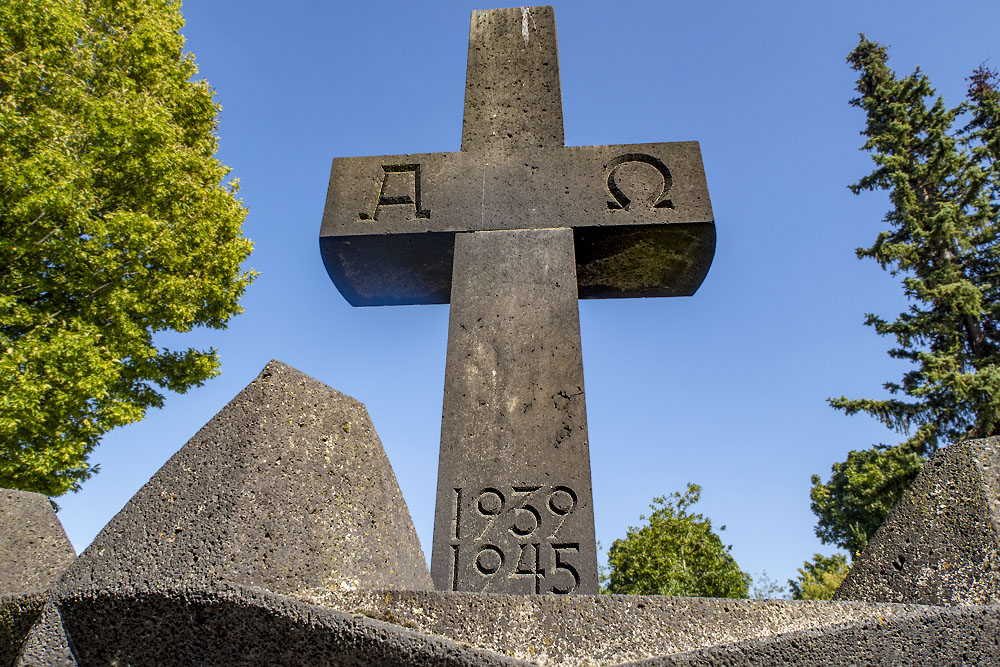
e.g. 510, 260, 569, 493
812, 36, 1000, 554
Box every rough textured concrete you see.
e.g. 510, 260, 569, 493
59, 360, 431, 597
300, 589, 913, 665
56, 584, 522, 667
0, 594, 47, 667
15, 603, 75, 667
0, 490, 76, 594
629, 605, 1000, 666
432, 229, 597, 594
836, 437, 1000, 605
4, 583, 998, 666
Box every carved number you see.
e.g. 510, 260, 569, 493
550, 544, 581, 594
452, 485, 581, 594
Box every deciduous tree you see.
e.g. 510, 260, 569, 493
0, 0, 254, 496
603, 484, 750, 598
788, 553, 850, 601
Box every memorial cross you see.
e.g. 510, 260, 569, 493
320, 6, 714, 595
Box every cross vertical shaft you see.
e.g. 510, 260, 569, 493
429, 7, 597, 594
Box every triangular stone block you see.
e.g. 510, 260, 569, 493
0, 490, 76, 594
14, 603, 76, 667
59, 360, 432, 597
836, 436, 1000, 605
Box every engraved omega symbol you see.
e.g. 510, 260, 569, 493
605, 153, 674, 211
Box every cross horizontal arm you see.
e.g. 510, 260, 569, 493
320, 142, 714, 306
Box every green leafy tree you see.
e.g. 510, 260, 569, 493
813, 36, 1000, 553
749, 570, 788, 599
811, 445, 925, 556
0, 0, 254, 496
603, 484, 750, 598
788, 553, 851, 601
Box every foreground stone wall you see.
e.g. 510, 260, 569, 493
3, 361, 1000, 665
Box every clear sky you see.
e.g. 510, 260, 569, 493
55, 0, 1000, 591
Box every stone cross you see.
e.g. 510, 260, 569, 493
320, 6, 714, 595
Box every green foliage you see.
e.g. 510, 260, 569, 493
788, 553, 851, 601
603, 484, 750, 598
810, 445, 925, 556
749, 570, 788, 599
0, 0, 254, 496
831, 36, 1000, 454
814, 37, 1000, 553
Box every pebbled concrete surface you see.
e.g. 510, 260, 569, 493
12, 585, 993, 667
0, 490, 76, 595
836, 437, 1000, 606
56, 583, 523, 667
628, 604, 1000, 666
299, 589, 941, 666
15, 602, 75, 667
59, 359, 432, 598
0, 594, 47, 667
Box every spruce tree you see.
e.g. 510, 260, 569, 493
812, 37, 1000, 555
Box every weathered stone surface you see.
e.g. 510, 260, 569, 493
56, 584, 521, 667
0, 490, 75, 594
0, 594, 47, 667
299, 588, 1000, 666
431, 228, 597, 594
320, 141, 713, 306
320, 4, 714, 309
59, 360, 431, 597
9, 584, 999, 666
632, 605, 1000, 666
14, 603, 75, 667
835, 437, 1000, 606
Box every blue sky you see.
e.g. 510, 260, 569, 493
56, 1, 1000, 591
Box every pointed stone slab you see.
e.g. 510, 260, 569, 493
0, 595, 47, 667
0, 490, 76, 594
59, 360, 432, 597
836, 437, 1000, 605
14, 603, 76, 667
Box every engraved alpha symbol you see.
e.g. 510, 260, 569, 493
359, 163, 430, 221
605, 153, 674, 211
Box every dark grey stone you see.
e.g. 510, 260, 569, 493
55, 584, 523, 667
298, 588, 1000, 666
625, 605, 1000, 666
835, 437, 1000, 606
320, 8, 713, 308
14, 603, 76, 667
319, 5, 715, 595
0, 490, 75, 594
9, 582, 1000, 665
320, 141, 714, 306
0, 594, 47, 667
431, 228, 597, 594
58, 360, 432, 597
